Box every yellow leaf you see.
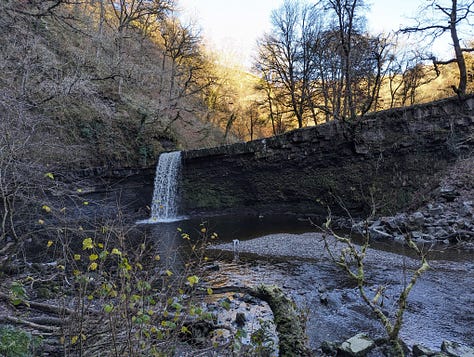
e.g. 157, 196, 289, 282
57, 265, 65, 270
207, 287, 213, 295
165, 270, 173, 277
83, 201, 89, 206
97, 243, 104, 249
47, 240, 53, 247
71, 335, 78, 345
111, 248, 121, 255
89, 254, 98, 261
42, 205, 51, 213
44, 172, 54, 180
187, 275, 199, 287
73, 269, 81, 276
74, 254, 81, 261
38, 219, 45, 225
154, 255, 161, 261
76, 188, 82, 193
200, 227, 207, 233
89, 262, 98, 271
82, 238, 94, 250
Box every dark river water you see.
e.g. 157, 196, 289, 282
140, 213, 474, 353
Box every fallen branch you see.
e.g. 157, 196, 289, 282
0, 291, 75, 315
1, 315, 60, 332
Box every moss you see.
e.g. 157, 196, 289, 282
253, 285, 309, 357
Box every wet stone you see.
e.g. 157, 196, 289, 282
319, 293, 329, 305
321, 340, 338, 355
428, 203, 445, 216
440, 187, 459, 201
441, 340, 474, 357
413, 344, 437, 357
338, 333, 375, 357
410, 212, 426, 227
460, 201, 473, 216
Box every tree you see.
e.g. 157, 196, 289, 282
108, 0, 175, 33
400, 0, 474, 96
256, 0, 318, 128
255, 0, 390, 127
255, 75, 288, 135
320, 0, 367, 119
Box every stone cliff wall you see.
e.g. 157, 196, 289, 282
179, 95, 474, 217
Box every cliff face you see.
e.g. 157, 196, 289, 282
179, 96, 474, 217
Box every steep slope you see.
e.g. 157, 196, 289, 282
0, 1, 224, 169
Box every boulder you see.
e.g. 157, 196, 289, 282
428, 203, 445, 216
460, 201, 473, 217
409, 212, 425, 228
441, 340, 474, 357
369, 226, 392, 240
440, 187, 459, 202
338, 333, 375, 356
413, 344, 437, 356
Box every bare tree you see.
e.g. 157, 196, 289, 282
108, 0, 175, 33
255, 75, 288, 135
256, 0, 314, 128
320, 0, 367, 119
400, 0, 474, 96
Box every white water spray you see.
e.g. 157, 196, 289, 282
139, 151, 182, 223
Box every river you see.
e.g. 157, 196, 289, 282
145, 214, 474, 354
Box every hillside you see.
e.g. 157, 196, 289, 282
0, 1, 226, 170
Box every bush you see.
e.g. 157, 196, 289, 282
0, 325, 42, 357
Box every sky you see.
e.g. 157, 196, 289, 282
177, 0, 453, 69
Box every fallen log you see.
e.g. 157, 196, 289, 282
202, 284, 309, 356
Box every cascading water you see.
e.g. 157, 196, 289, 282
139, 151, 183, 223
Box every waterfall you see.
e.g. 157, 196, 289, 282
139, 151, 183, 223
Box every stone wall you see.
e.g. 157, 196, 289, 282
179, 95, 474, 217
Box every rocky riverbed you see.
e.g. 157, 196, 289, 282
357, 157, 474, 250
207, 232, 474, 356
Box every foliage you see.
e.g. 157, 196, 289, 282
36, 210, 220, 355
0, 326, 42, 357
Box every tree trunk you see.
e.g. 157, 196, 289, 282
450, 0, 467, 95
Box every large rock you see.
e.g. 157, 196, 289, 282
338, 333, 375, 356
413, 344, 437, 356
441, 340, 474, 357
